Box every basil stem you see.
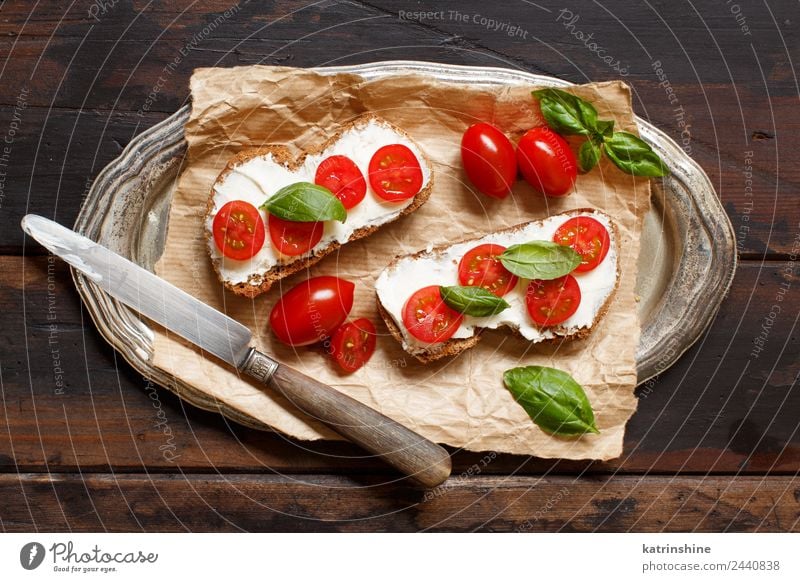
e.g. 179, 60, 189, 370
439, 286, 510, 317
499, 241, 581, 280
261, 182, 346, 223
503, 366, 599, 436
595, 119, 615, 139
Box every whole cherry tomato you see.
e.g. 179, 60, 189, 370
516, 127, 577, 197
460, 123, 517, 199
270, 276, 355, 346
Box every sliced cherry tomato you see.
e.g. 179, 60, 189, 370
460, 123, 517, 199
269, 276, 355, 347
212, 200, 266, 261
314, 155, 367, 210
458, 243, 518, 297
267, 214, 323, 256
525, 275, 581, 327
402, 285, 463, 344
368, 144, 423, 202
329, 318, 377, 373
553, 216, 611, 272
516, 127, 577, 197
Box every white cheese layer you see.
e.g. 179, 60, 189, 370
375, 211, 618, 353
207, 119, 431, 285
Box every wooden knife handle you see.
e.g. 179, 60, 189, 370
240, 348, 452, 488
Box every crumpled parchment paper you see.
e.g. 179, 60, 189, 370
152, 65, 651, 459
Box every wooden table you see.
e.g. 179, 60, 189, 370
1, 0, 798, 532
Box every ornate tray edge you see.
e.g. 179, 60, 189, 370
71, 61, 738, 435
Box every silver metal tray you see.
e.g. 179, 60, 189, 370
72, 61, 737, 431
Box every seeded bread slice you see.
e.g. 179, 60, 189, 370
204, 114, 435, 298
376, 208, 622, 363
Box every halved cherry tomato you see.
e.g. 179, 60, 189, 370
329, 318, 377, 373
553, 216, 610, 272
460, 123, 516, 199
268, 214, 323, 256
402, 285, 463, 344
368, 144, 423, 202
457, 243, 518, 297
269, 276, 355, 347
525, 275, 581, 327
212, 200, 266, 260
314, 155, 367, 210
516, 127, 577, 197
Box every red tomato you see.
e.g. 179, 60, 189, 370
525, 275, 581, 327
329, 318, 377, 373
402, 285, 463, 344
368, 144, 423, 201
269, 276, 355, 347
268, 214, 323, 256
516, 127, 577, 197
212, 200, 266, 260
457, 243, 518, 297
553, 216, 611, 272
460, 123, 516, 199
314, 155, 367, 210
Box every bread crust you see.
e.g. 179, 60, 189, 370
204, 114, 434, 298
376, 208, 623, 363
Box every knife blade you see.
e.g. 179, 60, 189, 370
21, 214, 451, 487
22, 214, 253, 367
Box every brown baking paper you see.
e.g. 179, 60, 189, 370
153, 65, 651, 459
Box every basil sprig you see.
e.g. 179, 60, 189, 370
440, 286, 510, 317
260, 182, 346, 223
533, 88, 668, 178
503, 366, 599, 436
499, 241, 581, 280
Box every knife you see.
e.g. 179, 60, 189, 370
21, 214, 451, 488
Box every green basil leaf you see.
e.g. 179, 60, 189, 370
261, 182, 347, 223
503, 366, 599, 436
595, 119, 615, 139
439, 286, 510, 317
533, 88, 598, 135
604, 131, 669, 177
499, 241, 581, 280
578, 140, 601, 173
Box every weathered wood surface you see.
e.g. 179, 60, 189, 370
2, 256, 797, 476
0, 0, 797, 532
0, 474, 797, 532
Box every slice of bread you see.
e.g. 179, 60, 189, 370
375, 209, 621, 363
204, 114, 434, 298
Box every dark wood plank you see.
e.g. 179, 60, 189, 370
0, 107, 169, 254
0, 473, 797, 532
1, 1, 796, 108
2, 255, 798, 475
